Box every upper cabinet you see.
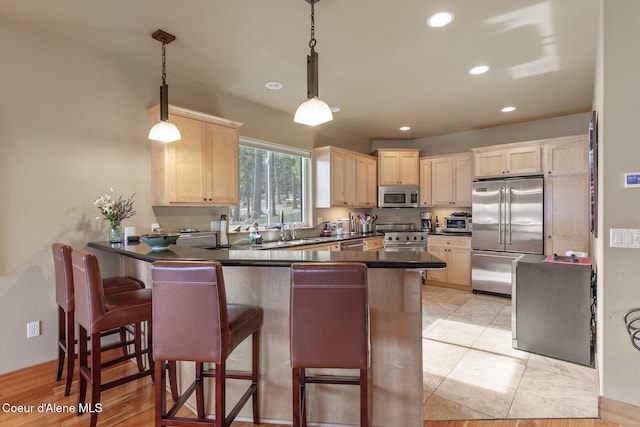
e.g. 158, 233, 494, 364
472, 142, 541, 178
541, 135, 590, 256
419, 158, 432, 207
149, 105, 242, 206
376, 149, 420, 186
315, 146, 376, 208
356, 154, 378, 208
429, 153, 472, 207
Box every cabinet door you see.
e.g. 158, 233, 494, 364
453, 154, 472, 206
505, 145, 541, 175
378, 152, 401, 185
170, 115, 208, 203
474, 150, 505, 178
363, 236, 384, 251
426, 246, 447, 282
543, 136, 589, 176
448, 247, 471, 287
431, 157, 453, 206
207, 123, 239, 205
399, 151, 420, 185
545, 173, 590, 256
331, 150, 356, 206
419, 158, 432, 206
356, 156, 377, 208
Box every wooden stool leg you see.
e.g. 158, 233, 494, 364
56, 307, 65, 382
215, 361, 226, 427
89, 331, 102, 427
64, 310, 75, 396
300, 368, 307, 427
134, 322, 144, 372
77, 326, 88, 414
252, 330, 260, 424
292, 368, 301, 427
155, 361, 165, 427
360, 368, 369, 427
119, 326, 128, 357
195, 362, 205, 418
167, 361, 178, 402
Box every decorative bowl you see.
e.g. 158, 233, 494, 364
140, 233, 179, 251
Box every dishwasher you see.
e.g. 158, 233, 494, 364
340, 239, 364, 251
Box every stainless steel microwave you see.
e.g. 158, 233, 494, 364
378, 185, 419, 208
444, 216, 472, 233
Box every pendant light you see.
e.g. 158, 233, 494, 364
148, 29, 181, 143
294, 0, 333, 126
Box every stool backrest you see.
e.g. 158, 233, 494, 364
52, 243, 74, 311
290, 262, 369, 369
151, 261, 230, 363
71, 250, 107, 333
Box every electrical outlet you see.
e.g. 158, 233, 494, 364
151, 223, 160, 232
27, 321, 40, 338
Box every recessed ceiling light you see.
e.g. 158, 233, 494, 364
427, 12, 455, 28
501, 106, 516, 112
469, 65, 490, 75
265, 81, 283, 90
330, 106, 341, 113
399, 126, 411, 131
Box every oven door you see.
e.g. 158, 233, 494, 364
384, 245, 426, 252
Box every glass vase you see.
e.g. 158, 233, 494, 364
109, 223, 123, 243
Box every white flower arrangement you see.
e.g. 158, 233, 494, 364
93, 189, 136, 226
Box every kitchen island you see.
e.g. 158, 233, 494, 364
88, 241, 445, 427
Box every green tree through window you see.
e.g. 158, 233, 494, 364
230, 144, 305, 230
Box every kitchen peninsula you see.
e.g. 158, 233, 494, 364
88, 241, 445, 426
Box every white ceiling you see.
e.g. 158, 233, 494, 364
0, 0, 599, 140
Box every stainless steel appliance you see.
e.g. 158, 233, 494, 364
378, 185, 419, 208
340, 239, 365, 251
377, 223, 428, 252
175, 231, 218, 249
421, 212, 432, 232
512, 254, 594, 366
444, 215, 472, 233
471, 176, 544, 296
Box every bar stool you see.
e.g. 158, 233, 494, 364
151, 260, 263, 427
71, 249, 154, 427
289, 262, 370, 427
52, 243, 145, 396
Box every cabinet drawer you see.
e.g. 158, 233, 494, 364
427, 235, 471, 249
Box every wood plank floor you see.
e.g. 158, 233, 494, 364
0, 356, 622, 427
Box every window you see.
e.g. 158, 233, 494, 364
229, 137, 311, 230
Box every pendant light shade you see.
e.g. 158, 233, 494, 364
294, 97, 333, 126
294, 0, 333, 126
149, 29, 181, 143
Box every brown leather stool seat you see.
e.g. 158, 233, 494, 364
151, 260, 263, 427
52, 243, 146, 397
290, 262, 370, 427
71, 249, 154, 427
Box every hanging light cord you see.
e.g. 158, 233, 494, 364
161, 42, 167, 85
309, 1, 316, 52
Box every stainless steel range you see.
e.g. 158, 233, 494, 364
377, 223, 428, 252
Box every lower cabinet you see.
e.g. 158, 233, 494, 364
426, 235, 471, 289
363, 236, 384, 251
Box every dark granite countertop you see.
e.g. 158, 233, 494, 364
88, 240, 446, 269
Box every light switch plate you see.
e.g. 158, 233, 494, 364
610, 228, 640, 248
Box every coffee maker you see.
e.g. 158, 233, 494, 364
421, 212, 432, 232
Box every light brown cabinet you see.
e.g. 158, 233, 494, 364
377, 149, 420, 186
363, 236, 385, 251
419, 158, 432, 206
356, 154, 378, 208
542, 135, 590, 256
473, 142, 541, 178
430, 153, 472, 207
426, 235, 471, 289
315, 146, 376, 208
314, 146, 356, 208
149, 105, 242, 206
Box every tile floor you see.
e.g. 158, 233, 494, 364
422, 285, 599, 420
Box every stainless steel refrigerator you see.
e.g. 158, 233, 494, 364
471, 177, 544, 296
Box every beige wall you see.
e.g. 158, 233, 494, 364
594, 0, 640, 407
0, 17, 367, 374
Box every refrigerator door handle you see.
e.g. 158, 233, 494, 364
498, 187, 504, 244
507, 186, 513, 244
